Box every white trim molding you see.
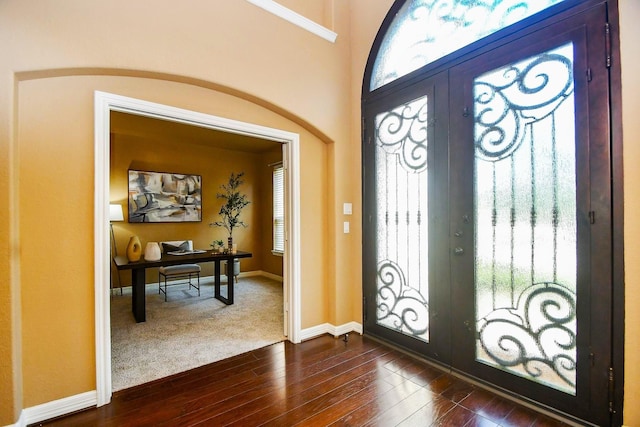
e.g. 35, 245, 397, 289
21, 391, 97, 426
246, 0, 338, 43
94, 91, 301, 406
299, 322, 363, 342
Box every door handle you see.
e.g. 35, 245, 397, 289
454, 247, 464, 255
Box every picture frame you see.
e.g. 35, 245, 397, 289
128, 169, 202, 223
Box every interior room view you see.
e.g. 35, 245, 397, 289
1, 1, 639, 427
108, 111, 286, 391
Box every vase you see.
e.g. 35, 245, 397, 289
126, 235, 142, 262
144, 242, 161, 261
227, 236, 233, 253
224, 259, 241, 283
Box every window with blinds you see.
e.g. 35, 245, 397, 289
273, 165, 285, 254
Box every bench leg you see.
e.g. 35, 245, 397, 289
163, 274, 168, 301
158, 271, 201, 301
186, 272, 200, 297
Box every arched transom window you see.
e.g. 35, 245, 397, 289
370, 0, 567, 90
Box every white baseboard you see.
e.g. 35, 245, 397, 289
299, 321, 363, 341
19, 391, 96, 426
252, 270, 283, 282
8, 411, 25, 427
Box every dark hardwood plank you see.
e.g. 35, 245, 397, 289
473, 395, 517, 426
459, 387, 498, 413
329, 373, 426, 426
361, 387, 444, 427
260, 370, 392, 426
292, 376, 396, 426
463, 414, 501, 427
33, 334, 575, 427
221, 348, 398, 426
440, 378, 476, 403
500, 405, 539, 427
430, 403, 476, 426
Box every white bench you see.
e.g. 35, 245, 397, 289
158, 240, 201, 301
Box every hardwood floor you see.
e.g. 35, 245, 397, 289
34, 334, 574, 426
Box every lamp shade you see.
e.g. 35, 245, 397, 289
109, 204, 124, 222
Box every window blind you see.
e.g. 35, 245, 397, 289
273, 166, 285, 253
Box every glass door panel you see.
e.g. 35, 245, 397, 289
473, 42, 577, 395
375, 95, 430, 343
363, 73, 450, 360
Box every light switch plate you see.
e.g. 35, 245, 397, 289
343, 203, 353, 215
343, 221, 350, 233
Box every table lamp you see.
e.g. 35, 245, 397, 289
109, 204, 124, 255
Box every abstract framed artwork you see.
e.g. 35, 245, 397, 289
128, 170, 202, 222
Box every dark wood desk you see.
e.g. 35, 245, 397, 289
114, 250, 253, 323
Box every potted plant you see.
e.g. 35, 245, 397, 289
211, 239, 224, 253
209, 171, 250, 252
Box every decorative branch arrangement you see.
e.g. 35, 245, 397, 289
209, 172, 250, 249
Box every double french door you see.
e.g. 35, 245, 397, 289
363, 4, 612, 425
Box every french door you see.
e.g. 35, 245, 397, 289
363, 70, 451, 362
363, 4, 612, 425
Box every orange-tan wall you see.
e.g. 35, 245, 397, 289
1, 1, 638, 426
1, 0, 350, 420
619, 2, 640, 424
110, 130, 283, 284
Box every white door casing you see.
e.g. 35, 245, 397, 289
93, 91, 302, 406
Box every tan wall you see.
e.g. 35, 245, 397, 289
1, 0, 638, 425
278, 0, 333, 30
110, 131, 283, 284
619, 2, 640, 424
4, 0, 358, 421
17, 77, 98, 410
348, 0, 395, 326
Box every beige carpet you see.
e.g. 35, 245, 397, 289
110, 275, 285, 391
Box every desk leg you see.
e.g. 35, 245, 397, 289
214, 260, 221, 300
227, 257, 234, 304
131, 267, 146, 323
214, 257, 234, 305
